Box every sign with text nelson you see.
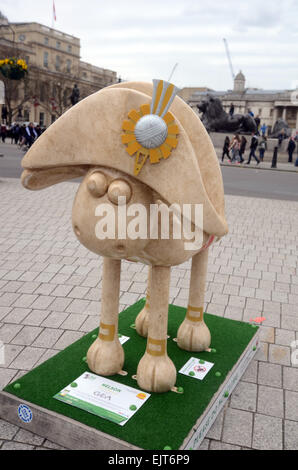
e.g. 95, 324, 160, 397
54, 372, 150, 426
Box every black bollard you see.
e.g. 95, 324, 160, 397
271, 146, 278, 168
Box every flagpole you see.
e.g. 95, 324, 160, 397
51, 0, 54, 28
51, 0, 56, 29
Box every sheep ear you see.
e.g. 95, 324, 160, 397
21, 166, 89, 190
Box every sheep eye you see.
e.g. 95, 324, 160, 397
108, 180, 132, 205
87, 172, 108, 198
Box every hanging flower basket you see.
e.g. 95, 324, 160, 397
0, 57, 28, 80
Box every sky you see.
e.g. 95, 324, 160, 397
1, 0, 298, 91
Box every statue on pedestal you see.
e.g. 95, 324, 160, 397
21, 79, 228, 393
70, 84, 80, 106
198, 95, 257, 134
270, 119, 291, 139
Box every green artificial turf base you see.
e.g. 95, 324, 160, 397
5, 300, 258, 450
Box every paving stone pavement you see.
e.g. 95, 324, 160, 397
0, 178, 297, 450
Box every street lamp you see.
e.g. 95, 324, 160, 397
7, 24, 16, 48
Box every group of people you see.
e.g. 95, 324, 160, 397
222, 133, 265, 165
0, 122, 44, 149
222, 132, 298, 167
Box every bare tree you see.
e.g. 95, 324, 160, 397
33, 59, 99, 120
31, 60, 76, 120
1, 23, 106, 125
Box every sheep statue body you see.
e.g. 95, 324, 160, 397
21, 80, 228, 393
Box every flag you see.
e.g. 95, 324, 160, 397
53, 0, 57, 22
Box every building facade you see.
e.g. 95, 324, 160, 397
188, 72, 298, 133
0, 21, 117, 126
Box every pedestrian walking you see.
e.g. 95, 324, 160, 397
229, 134, 241, 164
0, 124, 7, 143
278, 129, 286, 147
35, 125, 42, 137
260, 123, 267, 136
239, 136, 247, 163
246, 133, 260, 165
287, 137, 296, 163
12, 124, 20, 145
25, 123, 38, 148
294, 131, 298, 166
259, 136, 267, 161
221, 136, 230, 162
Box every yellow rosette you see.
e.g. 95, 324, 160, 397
122, 79, 180, 176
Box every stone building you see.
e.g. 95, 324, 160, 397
0, 21, 117, 126
177, 87, 213, 103
188, 71, 298, 133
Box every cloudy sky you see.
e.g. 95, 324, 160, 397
1, 0, 298, 91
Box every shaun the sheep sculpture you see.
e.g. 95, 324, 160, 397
21, 80, 228, 393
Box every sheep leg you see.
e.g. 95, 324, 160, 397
87, 258, 124, 375
177, 248, 211, 352
137, 266, 176, 393
135, 266, 151, 337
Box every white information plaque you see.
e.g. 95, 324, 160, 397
54, 372, 150, 426
179, 357, 214, 381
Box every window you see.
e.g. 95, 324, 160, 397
67, 45, 72, 53
55, 55, 60, 71
66, 59, 71, 73
40, 82, 49, 102
24, 109, 30, 121
43, 52, 49, 68
56, 41, 61, 49
44, 37, 49, 45
39, 112, 45, 126
82, 71, 87, 78
63, 89, 69, 107
51, 114, 56, 124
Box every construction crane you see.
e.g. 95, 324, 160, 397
223, 38, 235, 82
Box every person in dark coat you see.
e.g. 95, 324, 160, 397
12, 124, 20, 144
239, 136, 247, 163
25, 123, 38, 148
287, 137, 296, 163
246, 133, 260, 165
35, 125, 42, 137
222, 136, 230, 162
259, 136, 267, 161
0, 124, 7, 143
229, 103, 234, 117
278, 129, 286, 146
